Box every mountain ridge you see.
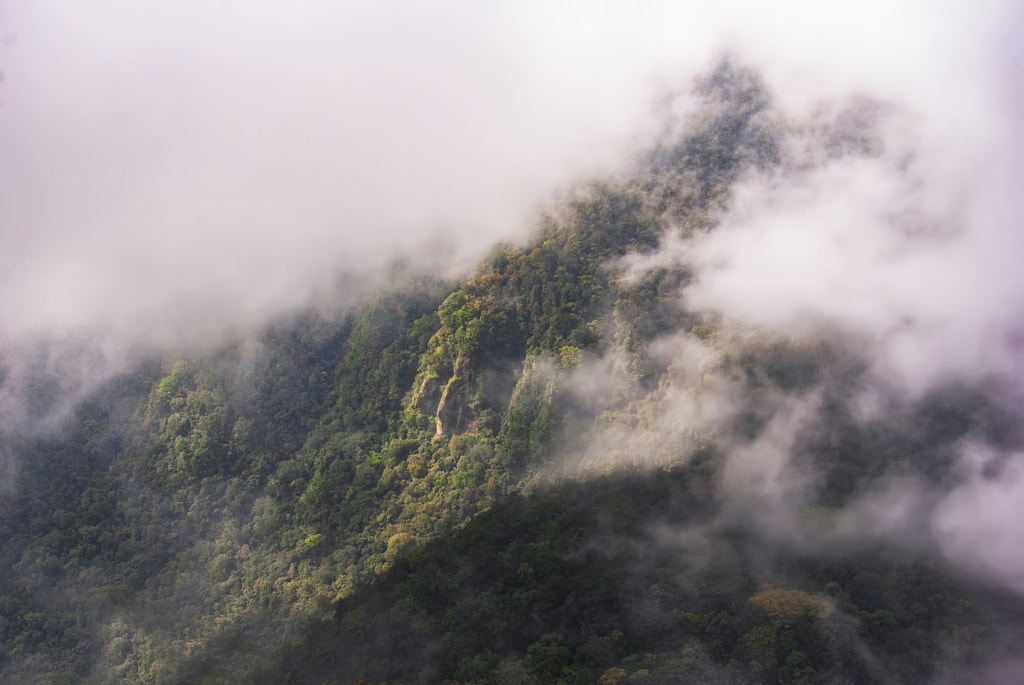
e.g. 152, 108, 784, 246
1, 60, 1022, 684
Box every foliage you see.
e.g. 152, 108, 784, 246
0, 59, 1019, 685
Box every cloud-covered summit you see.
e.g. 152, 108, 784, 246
0, 1, 1015, 349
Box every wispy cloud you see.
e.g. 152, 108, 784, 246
1, 1, 1012, 346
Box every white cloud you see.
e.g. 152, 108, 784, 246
0, 0, 1014, 347
933, 450, 1024, 594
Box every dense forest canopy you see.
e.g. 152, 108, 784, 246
2, 3, 1024, 683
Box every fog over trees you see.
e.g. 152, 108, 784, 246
1, 2, 1023, 683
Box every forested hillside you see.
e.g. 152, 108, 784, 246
2, 61, 1022, 684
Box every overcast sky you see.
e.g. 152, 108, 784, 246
0, 0, 1015, 350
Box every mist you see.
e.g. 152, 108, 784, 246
474, 0, 1024, 609
0, 0, 1017, 583
0, 0, 1009, 343
2, 3, 1024, 682
0, 0, 1007, 437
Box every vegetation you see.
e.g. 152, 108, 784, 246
1, 60, 1020, 684
259, 465, 1015, 684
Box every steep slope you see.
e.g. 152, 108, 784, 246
260, 465, 1023, 684
1, 60, 1022, 685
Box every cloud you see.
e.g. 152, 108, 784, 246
526, 0, 1024, 605
683, 85, 1023, 396
1, 0, 1020, 554
0, 0, 1014, 346
0, 1, 654, 345
933, 449, 1024, 594
718, 389, 821, 513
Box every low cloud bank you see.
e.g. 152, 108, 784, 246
0, 1, 1010, 344
1, 0, 1021, 594
522, 0, 1024, 608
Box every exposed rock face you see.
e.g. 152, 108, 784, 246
412, 374, 443, 415
435, 356, 476, 435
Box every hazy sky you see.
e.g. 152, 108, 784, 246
0, 0, 1014, 350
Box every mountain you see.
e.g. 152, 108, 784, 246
1, 60, 1023, 685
